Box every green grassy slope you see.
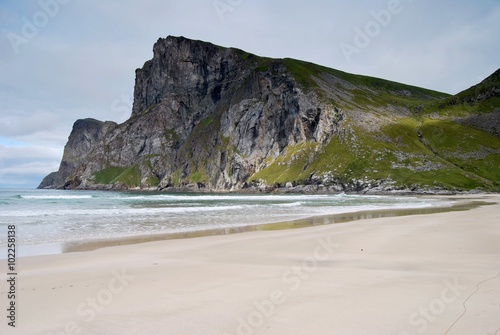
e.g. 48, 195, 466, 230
90, 46, 499, 192
250, 60, 500, 192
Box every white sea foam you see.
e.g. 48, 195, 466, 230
274, 201, 305, 207
111, 194, 332, 201
0, 189, 454, 258
19, 195, 94, 200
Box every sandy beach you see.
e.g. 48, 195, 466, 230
2, 194, 500, 335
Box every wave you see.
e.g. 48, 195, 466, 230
110, 193, 402, 203
274, 201, 305, 207
112, 194, 332, 202
19, 195, 94, 200
0, 199, 440, 219
0, 204, 249, 217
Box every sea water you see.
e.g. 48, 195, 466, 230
0, 189, 453, 257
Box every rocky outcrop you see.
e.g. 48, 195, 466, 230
39, 36, 500, 192
39, 118, 117, 189
40, 37, 343, 190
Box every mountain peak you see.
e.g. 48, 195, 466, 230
39, 37, 500, 193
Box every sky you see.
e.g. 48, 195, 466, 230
0, 0, 499, 188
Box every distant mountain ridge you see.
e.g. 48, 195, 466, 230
39, 36, 500, 193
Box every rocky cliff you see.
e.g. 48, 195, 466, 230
39, 36, 500, 193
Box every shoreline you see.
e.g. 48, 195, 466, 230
39, 183, 492, 195
2, 194, 499, 334
7, 192, 490, 258
4, 193, 494, 258
62, 195, 493, 254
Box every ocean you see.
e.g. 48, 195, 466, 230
0, 189, 453, 257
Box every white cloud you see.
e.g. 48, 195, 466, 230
0, 144, 61, 188
0, 110, 60, 136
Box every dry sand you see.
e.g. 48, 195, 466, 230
2, 194, 500, 335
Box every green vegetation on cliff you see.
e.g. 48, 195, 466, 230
40, 37, 500, 192
246, 60, 500, 192
93, 166, 142, 187
250, 116, 500, 191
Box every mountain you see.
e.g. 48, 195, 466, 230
39, 36, 500, 193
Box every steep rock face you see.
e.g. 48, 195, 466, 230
39, 118, 117, 188
40, 36, 342, 190
40, 36, 500, 192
